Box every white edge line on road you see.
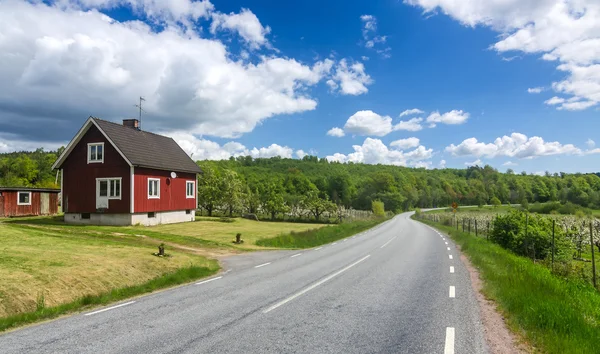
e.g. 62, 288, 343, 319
445, 327, 455, 354
449, 286, 456, 298
291, 253, 302, 258
450, 266, 455, 273
196, 276, 223, 285
332, 242, 338, 245
380, 236, 397, 249
343, 239, 347, 242
84, 301, 135, 316
255, 262, 271, 268
449, 255, 453, 260
314, 247, 323, 251
263, 255, 371, 313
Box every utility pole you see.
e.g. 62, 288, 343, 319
134, 96, 146, 129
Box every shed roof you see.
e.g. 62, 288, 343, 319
0, 187, 60, 193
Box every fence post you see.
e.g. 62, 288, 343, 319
591, 221, 597, 289
462, 219, 465, 232
468, 219, 471, 234
525, 214, 529, 258
475, 219, 478, 237
486, 221, 490, 240
551, 220, 555, 272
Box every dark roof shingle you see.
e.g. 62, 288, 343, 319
94, 118, 201, 174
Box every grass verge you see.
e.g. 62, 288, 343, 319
415, 216, 600, 354
0, 263, 219, 333
256, 219, 386, 248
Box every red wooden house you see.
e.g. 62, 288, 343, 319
52, 117, 201, 226
0, 187, 60, 217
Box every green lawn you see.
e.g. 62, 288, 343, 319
0, 222, 218, 319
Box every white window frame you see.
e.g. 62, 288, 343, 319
17, 191, 32, 206
148, 178, 160, 199
186, 180, 195, 199
96, 177, 122, 200
87, 142, 105, 164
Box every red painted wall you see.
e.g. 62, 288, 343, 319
0, 191, 59, 217
133, 168, 196, 213
62, 125, 131, 214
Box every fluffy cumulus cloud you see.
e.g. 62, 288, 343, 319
405, 0, 600, 111
329, 59, 373, 95
465, 159, 483, 167
527, 87, 544, 94
170, 132, 292, 160
394, 117, 424, 132
210, 8, 271, 49
0, 1, 371, 150
587, 139, 596, 148
327, 127, 345, 137
343, 110, 393, 136
326, 138, 433, 167
503, 161, 518, 166
390, 137, 420, 150
445, 133, 582, 159
439, 159, 447, 168
426, 110, 470, 127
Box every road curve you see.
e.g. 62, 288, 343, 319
0, 212, 488, 353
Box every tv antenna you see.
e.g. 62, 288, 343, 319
134, 96, 146, 129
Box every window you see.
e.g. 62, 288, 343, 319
186, 181, 195, 199
88, 143, 104, 163
148, 212, 156, 218
81, 213, 91, 219
96, 178, 121, 199
148, 178, 160, 199
186, 209, 191, 215
17, 192, 31, 206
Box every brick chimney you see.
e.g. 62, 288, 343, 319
122, 119, 140, 129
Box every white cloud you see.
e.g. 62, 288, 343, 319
326, 138, 433, 166
465, 159, 483, 167
296, 149, 307, 159
344, 110, 393, 136
586, 139, 595, 148
390, 137, 420, 150
210, 8, 271, 49
327, 127, 345, 137
170, 132, 293, 160
399, 108, 425, 117
360, 14, 390, 57
439, 159, 447, 168
0, 1, 370, 145
446, 133, 582, 159
394, 117, 424, 132
503, 161, 518, 166
0, 133, 65, 153
426, 110, 470, 127
545, 96, 565, 105
405, 0, 600, 111
361, 56, 370, 61
527, 87, 544, 93
330, 59, 373, 95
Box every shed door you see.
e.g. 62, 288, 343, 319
96, 180, 109, 209
40, 193, 49, 215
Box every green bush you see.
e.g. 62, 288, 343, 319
371, 200, 385, 217
490, 210, 572, 260
490, 196, 501, 207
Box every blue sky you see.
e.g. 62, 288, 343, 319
1, 0, 599, 173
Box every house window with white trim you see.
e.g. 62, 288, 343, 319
186, 181, 195, 199
96, 178, 121, 199
17, 192, 31, 206
148, 178, 160, 199
88, 143, 104, 163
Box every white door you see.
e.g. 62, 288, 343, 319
96, 179, 109, 209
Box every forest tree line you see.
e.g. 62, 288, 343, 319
2, 150, 600, 215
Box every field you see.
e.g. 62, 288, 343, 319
0, 221, 218, 319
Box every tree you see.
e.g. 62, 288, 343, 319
221, 170, 244, 216
197, 165, 223, 216
490, 196, 501, 207
261, 180, 287, 220
372, 200, 385, 217
302, 190, 336, 221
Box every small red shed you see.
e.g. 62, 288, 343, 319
52, 116, 202, 226
0, 187, 60, 217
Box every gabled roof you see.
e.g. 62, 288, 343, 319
0, 187, 60, 193
53, 117, 202, 174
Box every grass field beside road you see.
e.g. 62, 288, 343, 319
0, 222, 218, 320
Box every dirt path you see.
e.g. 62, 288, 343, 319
459, 249, 531, 354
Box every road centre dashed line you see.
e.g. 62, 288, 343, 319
255, 262, 271, 268
291, 253, 302, 258
444, 327, 455, 354
447, 247, 451, 251
314, 247, 323, 251
196, 276, 223, 285
85, 301, 136, 316
449, 255, 453, 260
380, 236, 397, 249
263, 255, 371, 313
449, 286, 456, 298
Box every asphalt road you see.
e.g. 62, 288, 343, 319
0, 212, 488, 354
